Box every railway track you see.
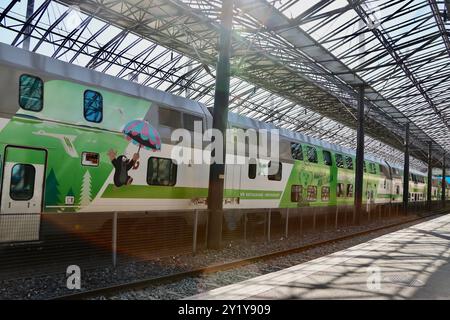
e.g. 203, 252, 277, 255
53, 209, 450, 300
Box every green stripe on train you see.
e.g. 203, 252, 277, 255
101, 184, 282, 200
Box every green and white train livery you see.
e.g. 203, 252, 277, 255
0, 44, 446, 242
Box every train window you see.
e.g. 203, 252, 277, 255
337, 183, 345, 197
369, 163, 377, 174
346, 184, 353, 197
321, 186, 330, 201
147, 157, 177, 186
363, 162, 367, 172
335, 154, 344, 168
183, 113, 203, 132
306, 146, 318, 163
291, 143, 303, 161
323, 151, 332, 166
84, 90, 103, 123
19, 74, 43, 112
396, 185, 400, 195
81, 152, 99, 167
10, 164, 35, 201
268, 161, 282, 181
306, 186, 317, 201
160, 107, 182, 129
291, 185, 303, 202
248, 160, 257, 180
380, 164, 391, 178
345, 157, 354, 170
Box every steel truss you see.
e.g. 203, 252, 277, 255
2, 0, 450, 170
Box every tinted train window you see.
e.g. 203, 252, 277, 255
160, 107, 182, 129
345, 157, 354, 170
268, 161, 282, 181
248, 160, 257, 180
291, 185, 303, 202
307, 186, 317, 201
147, 157, 177, 186
291, 143, 303, 161
321, 186, 330, 201
347, 184, 353, 197
336, 154, 344, 168
323, 151, 332, 166
19, 74, 43, 112
380, 164, 391, 178
337, 183, 345, 197
82, 152, 99, 167
183, 113, 203, 132
306, 146, 318, 163
84, 90, 103, 123
10, 164, 35, 201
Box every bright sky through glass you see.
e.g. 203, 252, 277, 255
2, 0, 446, 170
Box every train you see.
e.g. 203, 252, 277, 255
0, 43, 448, 243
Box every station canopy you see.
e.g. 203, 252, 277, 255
1, 0, 450, 171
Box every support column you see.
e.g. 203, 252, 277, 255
442, 154, 446, 207
23, 0, 35, 50
403, 123, 410, 213
353, 85, 365, 225
207, 0, 234, 249
427, 142, 433, 208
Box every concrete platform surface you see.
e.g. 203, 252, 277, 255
188, 214, 450, 300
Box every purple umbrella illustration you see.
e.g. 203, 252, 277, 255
122, 119, 161, 153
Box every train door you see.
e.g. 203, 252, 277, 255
366, 182, 374, 211
0, 146, 46, 242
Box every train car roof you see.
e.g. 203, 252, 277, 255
388, 161, 426, 177
229, 112, 387, 165
0, 43, 211, 120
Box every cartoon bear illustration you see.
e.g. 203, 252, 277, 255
108, 149, 139, 187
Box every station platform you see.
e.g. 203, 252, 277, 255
188, 214, 450, 300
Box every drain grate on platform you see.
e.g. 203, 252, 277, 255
384, 274, 425, 287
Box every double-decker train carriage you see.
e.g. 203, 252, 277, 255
0, 43, 448, 243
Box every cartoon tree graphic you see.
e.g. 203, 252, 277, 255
80, 170, 92, 207
45, 168, 60, 206
66, 187, 75, 198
